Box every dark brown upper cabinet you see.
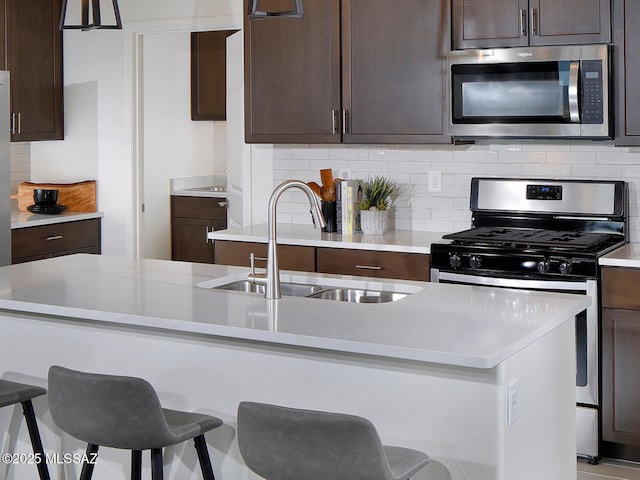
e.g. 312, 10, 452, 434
452, 0, 611, 50
612, 0, 640, 145
5, 0, 64, 141
191, 30, 239, 121
244, 0, 450, 144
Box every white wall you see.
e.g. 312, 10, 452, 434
273, 141, 640, 242
29, 0, 243, 257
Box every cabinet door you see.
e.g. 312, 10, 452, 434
214, 240, 316, 272
613, 0, 640, 145
342, 0, 449, 143
530, 0, 611, 46
602, 308, 640, 447
172, 217, 216, 263
452, 0, 529, 49
244, 0, 341, 143
6, 0, 64, 141
191, 30, 238, 121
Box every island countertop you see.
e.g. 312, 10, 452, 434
0, 254, 589, 369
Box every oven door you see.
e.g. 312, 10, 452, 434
431, 270, 597, 407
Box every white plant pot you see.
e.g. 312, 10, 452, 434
360, 209, 389, 235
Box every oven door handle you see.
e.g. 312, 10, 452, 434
568, 61, 580, 123
436, 271, 589, 293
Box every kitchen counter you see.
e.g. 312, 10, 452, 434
599, 243, 640, 268
209, 223, 445, 254
11, 209, 103, 229
0, 254, 585, 480
170, 174, 227, 198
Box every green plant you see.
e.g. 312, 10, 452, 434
358, 175, 398, 211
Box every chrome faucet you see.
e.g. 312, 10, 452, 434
254, 180, 326, 299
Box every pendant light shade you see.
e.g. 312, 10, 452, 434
59, 0, 123, 30
248, 0, 303, 19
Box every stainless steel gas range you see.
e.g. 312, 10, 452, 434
430, 177, 628, 465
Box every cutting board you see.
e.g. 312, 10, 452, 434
11, 180, 97, 212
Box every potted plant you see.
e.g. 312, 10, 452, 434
358, 175, 398, 235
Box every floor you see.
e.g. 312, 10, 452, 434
578, 458, 640, 480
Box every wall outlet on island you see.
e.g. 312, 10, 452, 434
428, 170, 441, 192
507, 379, 518, 427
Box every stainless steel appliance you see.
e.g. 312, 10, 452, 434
431, 178, 628, 464
0, 72, 10, 267
447, 44, 611, 139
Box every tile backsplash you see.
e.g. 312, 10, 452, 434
9, 143, 31, 194
273, 141, 640, 243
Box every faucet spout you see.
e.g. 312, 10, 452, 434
264, 180, 326, 299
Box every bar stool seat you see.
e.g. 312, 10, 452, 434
0, 379, 50, 480
237, 401, 430, 480
48, 366, 223, 480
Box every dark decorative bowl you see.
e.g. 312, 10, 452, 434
33, 189, 59, 205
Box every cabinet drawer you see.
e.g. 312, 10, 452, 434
316, 247, 429, 281
214, 240, 315, 272
171, 196, 227, 220
602, 267, 640, 310
12, 218, 101, 262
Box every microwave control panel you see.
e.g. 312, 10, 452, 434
581, 60, 603, 125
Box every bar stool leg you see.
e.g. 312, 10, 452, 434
150, 448, 163, 480
131, 450, 142, 480
80, 444, 99, 480
20, 400, 51, 480
193, 435, 215, 480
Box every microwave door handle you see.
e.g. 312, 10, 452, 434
568, 61, 580, 123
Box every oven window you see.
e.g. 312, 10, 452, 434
576, 310, 588, 387
451, 61, 572, 124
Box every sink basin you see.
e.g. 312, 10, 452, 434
307, 288, 407, 303
214, 280, 326, 297
186, 186, 226, 193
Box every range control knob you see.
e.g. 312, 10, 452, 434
449, 253, 462, 269
469, 255, 483, 270
559, 261, 573, 275
537, 259, 551, 274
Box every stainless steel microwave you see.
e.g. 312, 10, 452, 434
447, 45, 611, 139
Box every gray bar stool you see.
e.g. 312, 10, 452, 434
0, 379, 50, 480
47, 366, 223, 480
237, 401, 430, 480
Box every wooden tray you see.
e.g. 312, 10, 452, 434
11, 180, 97, 212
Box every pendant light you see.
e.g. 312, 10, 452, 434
248, 0, 303, 19
59, 0, 123, 30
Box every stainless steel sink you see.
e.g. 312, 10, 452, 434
186, 186, 226, 193
212, 279, 407, 303
214, 280, 325, 297
307, 288, 407, 303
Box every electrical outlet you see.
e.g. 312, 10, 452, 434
507, 379, 518, 427
428, 171, 441, 192
335, 168, 352, 180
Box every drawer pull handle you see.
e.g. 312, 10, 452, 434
46, 235, 63, 241
218, 201, 227, 207
355, 265, 382, 271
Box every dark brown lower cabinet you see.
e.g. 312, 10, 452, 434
11, 218, 101, 264
213, 240, 430, 281
601, 267, 640, 460
213, 240, 315, 273
171, 196, 227, 264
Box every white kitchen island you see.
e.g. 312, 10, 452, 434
0, 255, 589, 480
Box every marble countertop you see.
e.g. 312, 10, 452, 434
0, 254, 589, 369
11, 210, 104, 229
600, 243, 640, 268
209, 223, 446, 254
170, 174, 227, 198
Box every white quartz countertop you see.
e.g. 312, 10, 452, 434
0, 254, 589, 369
11, 210, 104, 229
600, 243, 640, 268
209, 223, 446, 254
